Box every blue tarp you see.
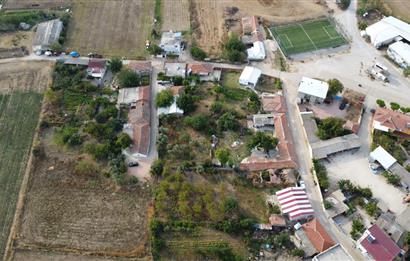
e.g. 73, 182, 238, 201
70, 51, 79, 57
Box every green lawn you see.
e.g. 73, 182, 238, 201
271, 18, 347, 56
0, 91, 43, 256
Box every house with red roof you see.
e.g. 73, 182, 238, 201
357, 224, 402, 261
187, 63, 221, 82
87, 59, 106, 79
373, 107, 410, 137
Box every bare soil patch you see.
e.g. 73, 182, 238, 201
3, 0, 72, 10
161, 0, 190, 32
0, 31, 34, 49
191, 0, 328, 57
65, 0, 154, 58
384, 0, 410, 22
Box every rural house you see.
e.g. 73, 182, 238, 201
239, 66, 262, 87
297, 77, 329, 104
187, 63, 221, 81
357, 224, 402, 261
261, 94, 287, 113
129, 61, 152, 76
376, 212, 406, 247
241, 16, 265, 61
164, 62, 186, 78
32, 19, 63, 52
252, 114, 275, 129
117, 86, 150, 108
160, 31, 183, 56
87, 59, 106, 79
373, 107, 410, 137
276, 187, 314, 221
387, 41, 410, 68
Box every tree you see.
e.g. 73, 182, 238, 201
390, 102, 401, 111
108, 57, 123, 73
327, 79, 344, 97
339, 0, 351, 9
117, 69, 141, 87
376, 99, 386, 107
176, 93, 196, 114
148, 44, 163, 55
248, 131, 279, 154
403, 67, 410, 77
215, 147, 231, 166
217, 112, 239, 131
223, 34, 246, 62
316, 117, 346, 140
291, 249, 305, 257
156, 89, 174, 108
184, 115, 210, 131
247, 92, 261, 113
222, 197, 239, 214
365, 202, 378, 217
191, 45, 207, 60
151, 159, 164, 177
50, 42, 63, 52
116, 132, 132, 149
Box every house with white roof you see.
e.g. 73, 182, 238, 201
387, 41, 410, 68
365, 16, 410, 48
297, 77, 329, 104
370, 146, 397, 170
247, 41, 266, 60
239, 66, 262, 88
160, 31, 183, 56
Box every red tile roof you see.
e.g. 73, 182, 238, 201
129, 101, 150, 124
128, 101, 151, 156
88, 59, 106, 69
128, 61, 152, 73
261, 95, 287, 113
374, 108, 410, 136
242, 16, 264, 42
358, 224, 401, 261
138, 86, 150, 101
302, 218, 335, 252
187, 63, 213, 74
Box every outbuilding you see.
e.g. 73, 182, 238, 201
369, 146, 397, 170
297, 77, 329, 104
247, 41, 266, 60
239, 66, 262, 87
387, 41, 410, 68
365, 16, 410, 48
32, 19, 63, 52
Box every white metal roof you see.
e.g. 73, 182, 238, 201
298, 77, 329, 99
239, 66, 262, 86
276, 187, 314, 221
388, 41, 410, 65
247, 41, 266, 60
370, 146, 397, 170
366, 16, 410, 47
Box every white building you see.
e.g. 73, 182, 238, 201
239, 66, 262, 87
370, 146, 397, 170
32, 19, 63, 52
387, 41, 410, 68
247, 41, 266, 60
160, 31, 183, 56
297, 77, 329, 104
365, 16, 410, 48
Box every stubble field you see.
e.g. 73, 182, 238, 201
161, 0, 190, 32
0, 61, 53, 258
3, 0, 72, 9
191, 0, 328, 57
65, 0, 154, 58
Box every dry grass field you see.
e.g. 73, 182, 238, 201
161, 0, 190, 32
65, 0, 154, 58
191, 0, 328, 56
384, 0, 410, 22
3, 0, 72, 9
0, 61, 53, 258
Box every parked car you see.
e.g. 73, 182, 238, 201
88, 53, 103, 58
339, 101, 347, 110
128, 161, 139, 167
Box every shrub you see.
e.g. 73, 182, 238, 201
115, 132, 132, 149
376, 99, 386, 107
313, 159, 329, 190
327, 79, 344, 97
191, 45, 207, 60
108, 57, 123, 73
156, 89, 174, 108
404, 67, 410, 77
351, 219, 365, 239
223, 34, 246, 62
382, 171, 401, 186
291, 248, 305, 257
390, 102, 401, 111
324, 200, 333, 209
217, 112, 239, 131
365, 202, 378, 217
75, 158, 99, 176
316, 117, 346, 140
216, 147, 231, 166
247, 92, 261, 114
358, 20, 368, 30
247, 131, 279, 154
117, 69, 141, 87
176, 93, 196, 114
184, 114, 210, 131
148, 44, 163, 55
339, 0, 351, 9
151, 159, 164, 177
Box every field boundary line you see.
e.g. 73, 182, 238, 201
299, 23, 317, 50
322, 25, 340, 40
279, 34, 293, 48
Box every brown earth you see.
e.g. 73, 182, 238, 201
3, 0, 72, 9
65, 0, 154, 58
191, 0, 328, 57
384, 0, 410, 22
161, 0, 190, 32
0, 31, 34, 49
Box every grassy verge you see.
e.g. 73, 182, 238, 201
0, 91, 43, 256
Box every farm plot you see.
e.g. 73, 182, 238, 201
0, 61, 53, 258
3, 0, 73, 9
190, 0, 328, 57
161, 0, 190, 32
271, 18, 347, 56
65, 0, 154, 58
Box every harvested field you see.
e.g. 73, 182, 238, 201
0, 31, 34, 49
191, 0, 328, 56
15, 128, 152, 258
0, 61, 53, 258
65, 0, 154, 58
3, 0, 72, 9
385, 0, 410, 22
161, 0, 190, 32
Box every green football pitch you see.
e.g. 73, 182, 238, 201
270, 18, 347, 56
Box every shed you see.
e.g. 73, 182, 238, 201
298, 77, 329, 104
387, 41, 410, 68
247, 41, 266, 60
365, 16, 410, 48
313, 244, 353, 261
32, 19, 63, 52
239, 66, 261, 87
369, 146, 397, 170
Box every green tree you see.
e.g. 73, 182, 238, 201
247, 92, 261, 113
291, 249, 305, 257
339, 0, 351, 9
390, 102, 401, 111
327, 79, 344, 97
217, 112, 239, 131
151, 159, 164, 177
117, 69, 141, 87
156, 89, 174, 108
365, 202, 378, 217
184, 115, 210, 131
248, 131, 279, 154
223, 34, 246, 62
50, 42, 63, 52
191, 45, 207, 60
108, 57, 123, 73
215, 147, 231, 166
116, 132, 132, 149
376, 99, 386, 107
177, 93, 196, 113
316, 117, 346, 140
403, 67, 410, 77
148, 44, 163, 55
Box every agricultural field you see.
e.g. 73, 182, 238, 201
271, 18, 347, 56
0, 61, 53, 258
190, 0, 328, 57
161, 0, 190, 32
384, 0, 410, 22
2, 0, 72, 9
65, 0, 154, 58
